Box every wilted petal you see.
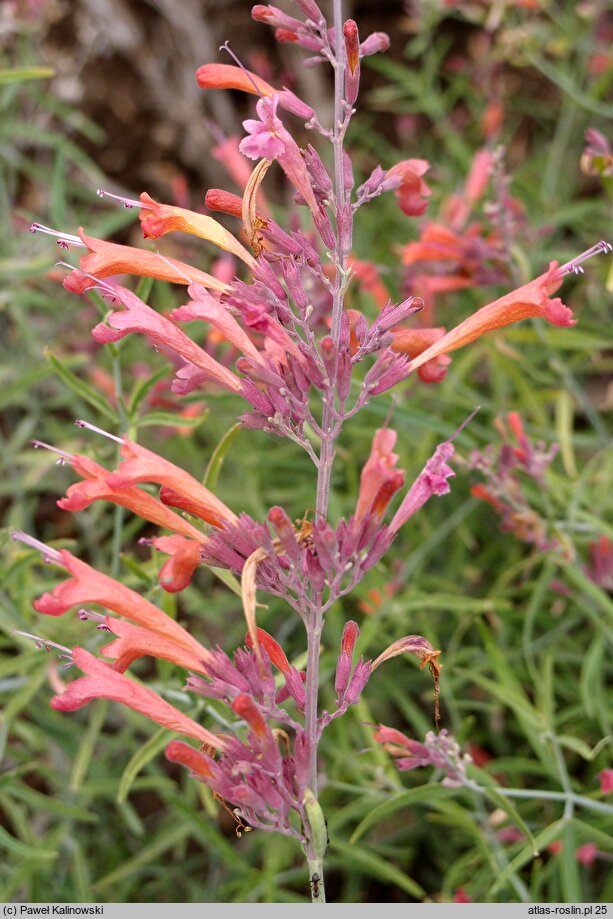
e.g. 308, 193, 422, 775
371, 634, 441, 672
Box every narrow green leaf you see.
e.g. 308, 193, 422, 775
47, 351, 117, 422
116, 727, 171, 804
203, 423, 241, 491
127, 365, 174, 416
0, 824, 57, 861
490, 819, 565, 896
70, 700, 109, 793
0, 67, 55, 84
561, 821, 581, 902
136, 410, 204, 429
555, 390, 577, 478
350, 783, 455, 843
92, 822, 192, 892
331, 838, 425, 899
210, 566, 242, 597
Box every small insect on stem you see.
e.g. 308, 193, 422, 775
309, 872, 321, 898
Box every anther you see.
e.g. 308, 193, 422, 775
555, 240, 612, 279
29, 224, 85, 248
14, 631, 73, 662
32, 440, 72, 464
78, 609, 108, 624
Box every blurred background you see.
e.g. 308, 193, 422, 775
1, 0, 612, 904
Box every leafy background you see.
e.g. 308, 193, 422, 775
1, 0, 612, 903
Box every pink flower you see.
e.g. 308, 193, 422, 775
196, 62, 277, 97
389, 442, 455, 534
453, 888, 472, 903
407, 261, 576, 377
33, 549, 210, 659
239, 96, 319, 215
576, 843, 599, 868
137, 192, 254, 268
92, 286, 243, 395
52, 449, 204, 541
599, 769, 613, 794
52, 648, 224, 750
106, 435, 237, 528
585, 536, 613, 592
387, 158, 431, 217
101, 617, 209, 674
240, 95, 292, 160
354, 428, 405, 523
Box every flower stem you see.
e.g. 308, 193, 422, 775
303, 0, 347, 886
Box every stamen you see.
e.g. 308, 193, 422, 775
554, 240, 612, 279
97, 189, 149, 210
78, 609, 108, 625
74, 419, 125, 445
202, 117, 227, 147
29, 224, 85, 248
32, 440, 73, 465
219, 41, 267, 96
10, 531, 63, 565
450, 405, 480, 440
14, 630, 73, 663
154, 252, 192, 284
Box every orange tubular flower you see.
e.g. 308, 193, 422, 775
56, 452, 205, 542
407, 262, 574, 376
33, 550, 211, 659
53, 648, 224, 750
151, 534, 203, 593
165, 740, 215, 780
391, 327, 451, 383
64, 229, 230, 294
100, 617, 210, 673
106, 437, 237, 529
138, 193, 256, 269
196, 63, 277, 97
355, 428, 403, 523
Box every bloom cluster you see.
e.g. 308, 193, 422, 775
465, 411, 560, 551
18, 0, 611, 901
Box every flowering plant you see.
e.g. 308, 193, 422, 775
9, 0, 612, 904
